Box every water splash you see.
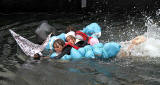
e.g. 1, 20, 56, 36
130, 17, 160, 57
156, 9, 160, 16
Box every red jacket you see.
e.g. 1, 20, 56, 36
65, 42, 80, 50
76, 31, 93, 44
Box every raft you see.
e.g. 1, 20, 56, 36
9, 22, 120, 60
9, 29, 121, 60
51, 42, 121, 60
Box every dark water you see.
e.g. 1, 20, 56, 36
0, 12, 160, 85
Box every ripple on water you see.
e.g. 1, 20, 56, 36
2, 44, 11, 57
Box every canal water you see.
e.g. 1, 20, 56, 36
0, 11, 160, 85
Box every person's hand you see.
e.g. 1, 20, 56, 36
34, 53, 39, 58
34, 53, 41, 60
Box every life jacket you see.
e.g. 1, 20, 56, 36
76, 31, 93, 44
65, 42, 80, 50
76, 31, 88, 41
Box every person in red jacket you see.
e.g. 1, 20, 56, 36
65, 25, 100, 46
75, 31, 99, 46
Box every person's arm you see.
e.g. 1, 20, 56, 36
53, 46, 72, 59
34, 53, 50, 60
127, 36, 146, 51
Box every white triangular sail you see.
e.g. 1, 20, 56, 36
9, 29, 51, 57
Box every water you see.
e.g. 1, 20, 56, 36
0, 12, 160, 85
